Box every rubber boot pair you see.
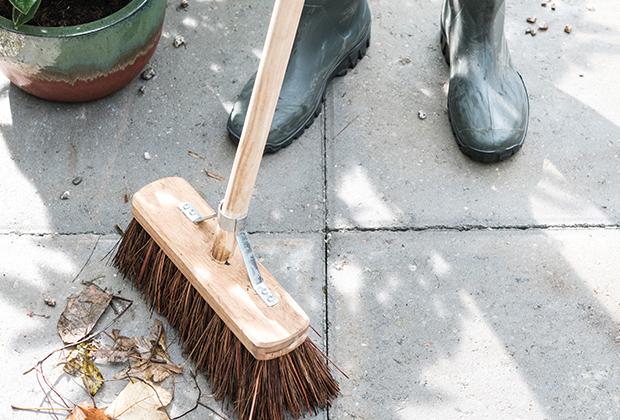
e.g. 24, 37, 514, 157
228, 0, 529, 163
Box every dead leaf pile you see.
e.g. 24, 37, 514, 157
63, 342, 105, 396
96, 320, 183, 383
57, 284, 112, 344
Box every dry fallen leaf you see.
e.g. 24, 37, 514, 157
95, 329, 138, 364
57, 284, 112, 344
104, 381, 171, 420
98, 321, 183, 383
67, 403, 109, 420
63, 342, 105, 396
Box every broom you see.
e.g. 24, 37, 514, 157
113, 0, 339, 418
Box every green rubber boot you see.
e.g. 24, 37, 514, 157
441, 0, 529, 163
228, 0, 371, 153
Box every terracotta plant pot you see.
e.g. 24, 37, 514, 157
0, 0, 166, 102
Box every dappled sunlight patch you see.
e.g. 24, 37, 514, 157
401, 291, 546, 418
336, 165, 398, 227
0, 236, 74, 287
329, 260, 363, 314
181, 16, 198, 28
0, 80, 12, 126
430, 251, 451, 277
529, 159, 610, 224
541, 229, 620, 321
0, 94, 53, 232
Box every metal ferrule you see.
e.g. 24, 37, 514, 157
217, 201, 247, 233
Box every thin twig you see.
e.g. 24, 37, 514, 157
333, 114, 360, 140
37, 365, 72, 408
24, 297, 133, 375
308, 340, 350, 379
11, 405, 72, 413
80, 274, 105, 286
34, 369, 60, 420
310, 324, 322, 338
71, 236, 101, 282
101, 237, 121, 263
197, 402, 230, 420
109, 294, 133, 315
170, 371, 201, 419
67, 375, 95, 407
122, 375, 168, 408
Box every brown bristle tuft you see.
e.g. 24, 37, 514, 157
113, 219, 339, 419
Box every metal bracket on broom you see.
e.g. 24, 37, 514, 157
217, 202, 279, 307
178, 200, 278, 307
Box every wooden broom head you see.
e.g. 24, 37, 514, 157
113, 177, 339, 418
125, 176, 310, 360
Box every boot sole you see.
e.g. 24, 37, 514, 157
440, 28, 527, 163
228, 27, 372, 154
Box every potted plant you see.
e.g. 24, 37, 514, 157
0, 0, 166, 101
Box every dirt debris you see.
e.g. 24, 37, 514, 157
140, 67, 156, 81
173, 35, 186, 48
204, 169, 224, 181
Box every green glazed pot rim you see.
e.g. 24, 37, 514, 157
0, 0, 150, 38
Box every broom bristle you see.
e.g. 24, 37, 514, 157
113, 219, 339, 419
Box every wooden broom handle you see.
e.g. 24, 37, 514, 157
212, 0, 305, 262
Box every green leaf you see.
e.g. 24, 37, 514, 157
11, 0, 40, 26
8, 0, 38, 15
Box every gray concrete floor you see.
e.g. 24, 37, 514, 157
2, 0, 620, 419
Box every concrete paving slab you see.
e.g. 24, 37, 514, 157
0, 232, 326, 419
328, 228, 620, 419
0, 0, 324, 235
326, 0, 620, 229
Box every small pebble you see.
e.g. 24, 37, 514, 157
538, 22, 549, 31
526, 16, 537, 24
525, 27, 532, 34
417, 110, 427, 120
179, 0, 189, 9
44, 297, 56, 307
530, 28, 538, 36
60, 191, 70, 200
144, 152, 152, 160
138, 86, 146, 95
173, 35, 186, 48
541, 1, 547, 6
550, 2, 556, 10
71, 176, 82, 185
140, 67, 156, 80
586, 4, 595, 11
564, 24, 572, 34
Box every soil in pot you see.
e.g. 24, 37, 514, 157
0, 0, 131, 27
